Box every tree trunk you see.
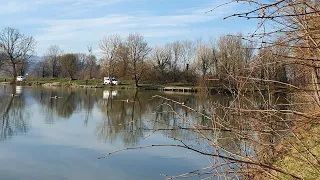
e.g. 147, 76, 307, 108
12, 61, 17, 82
134, 74, 139, 87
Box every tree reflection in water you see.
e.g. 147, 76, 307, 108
96, 90, 145, 146
0, 86, 29, 140
13, 86, 296, 179
29, 87, 248, 151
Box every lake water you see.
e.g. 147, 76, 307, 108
0, 85, 236, 180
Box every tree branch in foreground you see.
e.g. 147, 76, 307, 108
98, 144, 302, 179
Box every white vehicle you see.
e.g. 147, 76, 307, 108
16, 76, 26, 82
104, 77, 120, 85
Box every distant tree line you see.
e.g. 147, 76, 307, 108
32, 46, 98, 81
0, 27, 298, 89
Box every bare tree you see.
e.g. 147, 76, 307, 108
0, 27, 36, 81
196, 43, 214, 79
75, 53, 87, 79
181, 40, 196, 82
152, 44, 171, 82
0, 51, 6, 69
170, 41, 183, 82
33, 60, 49, 78
45, 45, 63, 78
207, 37, 219, 76
216, 34, 252, 89
60, 53, 77, 80
99, 34, 121, 77
86, 46, 96, 79
126, 33, 151, 87
115, 43, 131, 79
16, 59, 30, 76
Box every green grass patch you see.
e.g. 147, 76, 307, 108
25, 78, 103, 85
0, 78, 13, 82
273, 125, 320, 180
1, 77, 201, 91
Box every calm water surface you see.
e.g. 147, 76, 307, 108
0, 85, 234, 180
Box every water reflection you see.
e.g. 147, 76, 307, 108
1, 86, 291, 151
0, 85, 296, 179
26, 87, 235, 147
97, 90, 146, 146
103, 90, 118, 99
0, 86, 29, 140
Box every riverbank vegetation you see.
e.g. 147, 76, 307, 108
0, 30, 294, 91
0, 27, 272, 90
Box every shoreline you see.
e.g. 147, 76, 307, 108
0, 81, 200, 92
0, 80, 296, 95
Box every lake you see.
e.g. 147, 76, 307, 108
0, 85, 240, 180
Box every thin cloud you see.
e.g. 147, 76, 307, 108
0, 0, 125, 15
72, 0, 123, 7
33, 11, 218, 56
0, 0, 255, 56
35, 10, 221, 41
0, 1, 29, 14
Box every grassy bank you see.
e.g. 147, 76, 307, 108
272, 125, 320, 179
0, 78, 200, 91
28, 78, 103, 85
1, 77, 293, 93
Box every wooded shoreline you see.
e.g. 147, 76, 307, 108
0, 78, 298, 95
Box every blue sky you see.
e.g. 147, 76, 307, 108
0, 0, 257, 57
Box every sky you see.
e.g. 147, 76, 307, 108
0, 0, 258, 57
